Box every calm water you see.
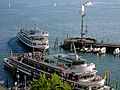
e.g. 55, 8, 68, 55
0, 0, 120, 88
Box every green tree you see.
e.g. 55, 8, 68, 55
29, 73, 72, 90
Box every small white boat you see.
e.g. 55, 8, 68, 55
99, 47, 106, 54
86, 45, 93, 53
113, 48, 120, 55
53, 3, 56, 7
80, 46, 88, 52
8, 3, 11, 7
93, 47, 100, 53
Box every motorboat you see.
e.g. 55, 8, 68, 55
99, 47, 106, 55
93, 47, 100, 53
86, 45, 93, 53
113, 48, 120, 55
80, 46, 88, 52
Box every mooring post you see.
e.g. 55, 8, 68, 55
115, 77, 118, 90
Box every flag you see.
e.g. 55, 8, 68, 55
61, 68, 64, 73
104, 73, 106, 80
81, 5, 86, 16
83, 2, 93, 6
10, 48, 12, 56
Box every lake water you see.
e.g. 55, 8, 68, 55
0, 0, 120, 88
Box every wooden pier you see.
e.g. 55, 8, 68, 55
61, 38, 120, 53
0, 85, 7, 90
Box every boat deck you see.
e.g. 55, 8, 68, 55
44, 54, 72, 63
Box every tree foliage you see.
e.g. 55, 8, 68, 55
29, 73, 72, 90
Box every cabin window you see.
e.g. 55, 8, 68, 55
72, 61, 85, 65
75, 75, 78, 81
79, 75, 86, 79
77, 86, 89, 90
38, 65, 42, 70
44, 59, 49, 63
68, 73, 75, 80
79, 74, 94, 79
67, 64, 71, 68
97, 86, 103, 89
44, 67, 48, 72
29, 61, 34, 67
55, 70, 60, 76
48, 69, 55, 74
85, 74, 94, 78
35, 63, 38, 68
33, 43, 36, 46
22, 59, 28, 64
91, 86, 98, 90
50, 61, 55, 65
41, 66, 44, 70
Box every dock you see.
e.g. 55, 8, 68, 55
61, 37, 120, 53
0, 85, 7, 90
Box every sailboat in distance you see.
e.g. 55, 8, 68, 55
53, 3, 56, 7
8, 3, 11, 7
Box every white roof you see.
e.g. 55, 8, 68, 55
65, 65, 96, 75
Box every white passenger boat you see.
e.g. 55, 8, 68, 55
17, 26, 49, 51
3, 51, 114, 90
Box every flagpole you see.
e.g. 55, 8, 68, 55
80, 2, 92, 40
81, 11, 85, 40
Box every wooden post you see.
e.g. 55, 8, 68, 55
105, 69, 110, 86
115, 77, 118, 90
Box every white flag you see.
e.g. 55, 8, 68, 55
84, 2, 93, 6
82, 5, 84, 12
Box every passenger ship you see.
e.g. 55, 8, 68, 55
17, 26, 49, 50
3, 51, 114, 90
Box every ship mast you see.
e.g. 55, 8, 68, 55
81, 5, 86, 40
80, 1, 92, 40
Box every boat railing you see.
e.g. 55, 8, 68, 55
31, 40, 49, 44
31, 38, 48, 41
90, 76, 103, 82
11, 51, 43, 61
12, 53, 63, 71
34, 29, 48, 33
78, 75, 103, 82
